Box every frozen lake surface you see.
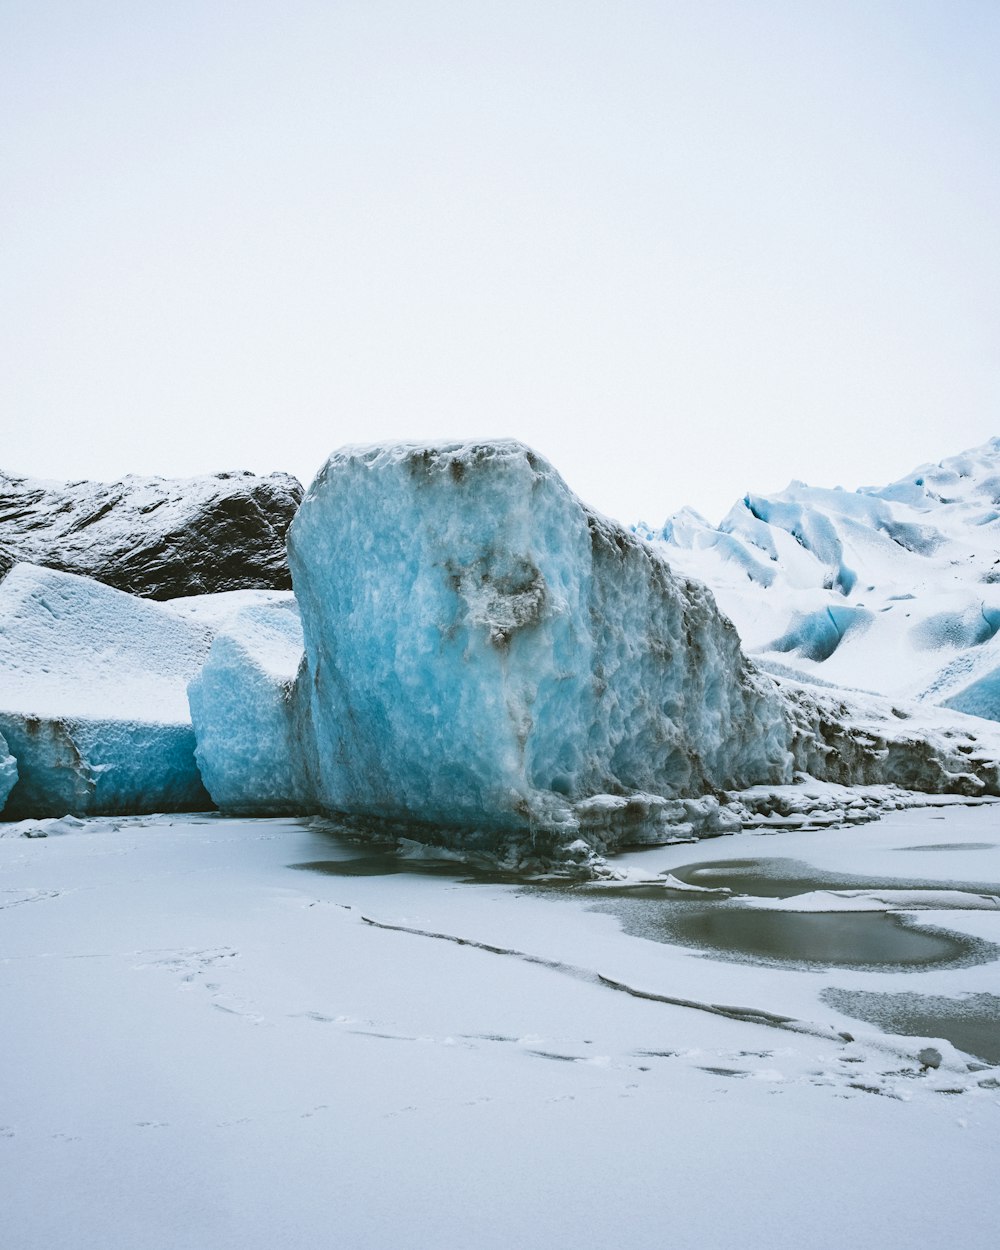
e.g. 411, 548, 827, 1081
2, 804, 1000, 1249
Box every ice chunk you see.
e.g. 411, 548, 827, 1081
0, 564, 212, 817
188, 599, 317, 814
0, 731, 17, 809
287, 441, 793, 848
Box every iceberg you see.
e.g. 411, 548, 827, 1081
188, 599, 317, 814
0, 564, 213, 818
286, 441, 793, 852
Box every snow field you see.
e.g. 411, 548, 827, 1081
1, 806, 998, 1250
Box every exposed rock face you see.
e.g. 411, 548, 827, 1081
284, 440, 793, 851
0, 468, 303, 600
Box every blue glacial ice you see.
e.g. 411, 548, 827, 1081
0, 731, 16, 809
286, 441, 794, 850
0, 564, 213, 818
188, 597, 317, 813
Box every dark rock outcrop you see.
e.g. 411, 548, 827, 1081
0, 469, 303, 600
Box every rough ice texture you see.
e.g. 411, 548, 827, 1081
188, 600, 317, 814
0, 564, 213, 818
0, 467, 303, 600
642, 436, 1000, 721
286, 441, 792, 852
776, 674, 1000, 797
0, 731, 16, 809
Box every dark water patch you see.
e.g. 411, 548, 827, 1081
821, 989, 1000, 1064
591, 898, 996, 971
897, 843, 996, 852
667, 857, 1000, 900
290, 842, 524, 885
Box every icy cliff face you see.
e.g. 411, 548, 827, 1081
188, 598, 317, 814
0, 564, 213, 817
287, 441, 792, 848
0, 468, 303, 600
0, 732, 16, 809
643, 437, 1000, 719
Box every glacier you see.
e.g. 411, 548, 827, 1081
285, 440, 793, 853
7, 436, 1000, 849
188, 597, 317, 814
0, 563, 213, 818
643, 437, 1000, 721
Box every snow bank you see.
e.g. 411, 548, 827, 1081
0, 564, 213, 817
287, 440, 792, 854
188, 599, 317, 814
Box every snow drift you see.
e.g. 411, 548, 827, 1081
0, 564, 213, 817
285, 440, 793, 851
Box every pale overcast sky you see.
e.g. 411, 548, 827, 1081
3, 1, 998, 525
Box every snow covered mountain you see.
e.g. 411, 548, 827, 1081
0, 467, 303, 599
641, 437, 1000, 720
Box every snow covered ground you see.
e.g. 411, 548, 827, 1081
3, 805, 999, 1249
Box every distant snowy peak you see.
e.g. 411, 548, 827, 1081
641, 436, 1000, 718
647, 436, 1000, 595
867, 436, 1000, 512
0, 467, 303, 600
